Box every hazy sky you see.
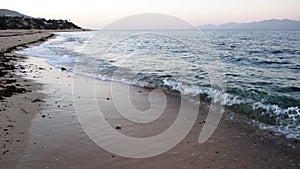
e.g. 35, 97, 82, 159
1, 0, 299, 29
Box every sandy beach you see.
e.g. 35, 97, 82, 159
0, 30, 299, 169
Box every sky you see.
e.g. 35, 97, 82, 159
1, 0, 299, 29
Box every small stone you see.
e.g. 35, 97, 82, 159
115, 126, 121, 130
32, 98, 44, 103
42, 115, 46, 118
61, 67, 67, 71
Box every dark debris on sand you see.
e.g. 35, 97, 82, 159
0, 52, 30, 99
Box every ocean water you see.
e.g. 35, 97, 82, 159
17, 30, 300, 139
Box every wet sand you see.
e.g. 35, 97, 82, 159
0, 30, 299, 168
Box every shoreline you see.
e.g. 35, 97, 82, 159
0, 30, 299, 168
0, 30, 56, 168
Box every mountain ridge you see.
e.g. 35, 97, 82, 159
199, 19, 300, 30
0, 9, 31, 18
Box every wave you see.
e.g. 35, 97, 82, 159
91, 71, 300, 140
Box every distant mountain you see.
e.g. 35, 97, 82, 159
0, 9, 31, 18
0, 9, 81, 30
199, 19, 300, 30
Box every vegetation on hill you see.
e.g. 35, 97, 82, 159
0, 16, 81, 30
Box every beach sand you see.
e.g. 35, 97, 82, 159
0, 30, 54, 168
0, 30, 299, 168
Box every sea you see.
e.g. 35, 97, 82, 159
16, 29, 300, 140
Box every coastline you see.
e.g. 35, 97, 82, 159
0, 30, 56, 168
0, 30, 299, 168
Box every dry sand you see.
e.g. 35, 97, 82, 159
0, 30, 299, 169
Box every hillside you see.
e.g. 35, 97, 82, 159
0, 9, 81, 30
199, 19, 300, 30
0, 9, 31, 18
0, 16, 81, 30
